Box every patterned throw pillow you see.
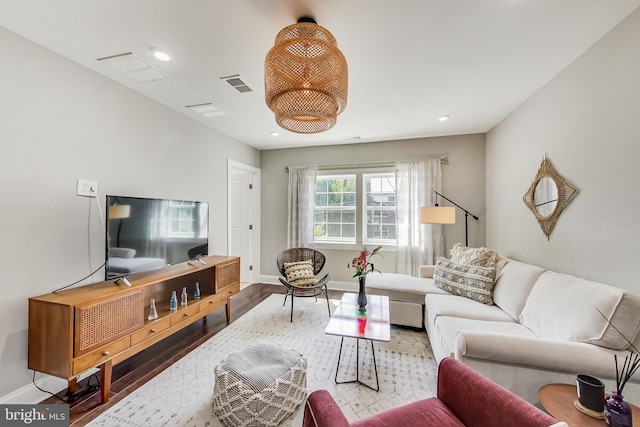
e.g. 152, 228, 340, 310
434, 257, 497, 305
284, 260, 318, 287
449, 243, 499, 268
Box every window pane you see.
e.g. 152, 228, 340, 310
342, 224, 355, 238
382, 210, 396, 224
364, 173, 397, 242
327, 210, 342, 222
314, 174, 356, 243
343, 192, 356, 206
343, 210, 355, 223
315, 179, 328, 192
327, 224, 342, 237
328, 193, 341, 206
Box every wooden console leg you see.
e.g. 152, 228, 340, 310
100, 360, 113, 403
225, 299, 231, 325
67, 377, 78, 394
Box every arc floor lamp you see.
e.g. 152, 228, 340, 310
420, 191, 479, 246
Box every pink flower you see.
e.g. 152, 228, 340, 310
348, 245, 383, 278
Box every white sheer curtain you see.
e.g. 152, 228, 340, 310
287, 166, 317, 248
396, 159, 444, 276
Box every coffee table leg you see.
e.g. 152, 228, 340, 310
334, 337, 380, 392
334, 336, 345, 384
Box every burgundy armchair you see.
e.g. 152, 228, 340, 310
303, 357, 563, 427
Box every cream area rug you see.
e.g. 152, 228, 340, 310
86, 294, 438, 426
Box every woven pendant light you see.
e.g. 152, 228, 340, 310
265, 16, 348, 134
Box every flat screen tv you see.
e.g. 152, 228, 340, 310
105, 195, 209, 280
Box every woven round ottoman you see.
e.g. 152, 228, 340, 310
212, 341, 307, 427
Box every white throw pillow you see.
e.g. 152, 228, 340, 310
449, 243, 499, 268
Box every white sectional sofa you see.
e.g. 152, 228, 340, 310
366, 255, 640, 403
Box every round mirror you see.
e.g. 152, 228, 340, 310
533, 176, 559, 218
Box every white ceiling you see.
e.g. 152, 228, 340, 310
1, 1, 638, 150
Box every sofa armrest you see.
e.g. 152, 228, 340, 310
437, 358, 557, 427
303, 390, 350, 427
419, 265, 435, 278
454, 331, 625, 378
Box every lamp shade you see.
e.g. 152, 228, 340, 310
108, 205, 130, 220
420, 206, 456, 224
264, 17, 348, 134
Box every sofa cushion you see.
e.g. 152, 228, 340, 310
425, 294, 515, 323
449, 243, 499, 268
434, 257, 496, 305
284, 260, 318, 287
492, 261, 545, 320
431, 316, 537, 359
366, 272, 449, 305
520, 271, 640, 350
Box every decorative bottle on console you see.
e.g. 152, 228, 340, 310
181, 287, 188, 306
169, 291, 178, 311
194, 282, 201, 300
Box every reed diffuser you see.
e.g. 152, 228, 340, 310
597, 308, 638, 427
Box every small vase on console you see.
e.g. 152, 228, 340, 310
605, 392, 633, 427
357, 276, 367, 312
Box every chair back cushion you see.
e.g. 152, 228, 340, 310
284, 260, 319, 287
277, 248, 326, 276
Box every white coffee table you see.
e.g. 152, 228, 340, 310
324, 292, 390, 391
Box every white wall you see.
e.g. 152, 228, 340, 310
0, 27, 259, 399
260, 134, 486, 282
486, 8, 640, 290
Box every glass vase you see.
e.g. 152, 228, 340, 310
605, 392, 633, 427
147, 298, 158, 321
357, 276, 367, 312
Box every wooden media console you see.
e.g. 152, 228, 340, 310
28, 255, 240, 403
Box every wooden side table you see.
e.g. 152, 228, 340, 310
539, 383, 639, 426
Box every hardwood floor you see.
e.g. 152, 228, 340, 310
38, 283, 326, 426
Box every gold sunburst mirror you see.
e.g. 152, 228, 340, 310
523, 155, 579, 240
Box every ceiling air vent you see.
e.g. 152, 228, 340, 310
97, 52, 166, 82
185, 103, 227, 118
220, 74, 253, 93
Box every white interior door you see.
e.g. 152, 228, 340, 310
228, 160, 260, 286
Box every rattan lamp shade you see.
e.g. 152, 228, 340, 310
265, 17, 348, 134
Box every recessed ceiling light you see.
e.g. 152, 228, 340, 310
438, 115, 450, 122
153, 51, 171, 61
270, 131, 279, 137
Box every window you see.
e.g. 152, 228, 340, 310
314, 175, 356, 242
364, 173, 396, 242
314, 172, 397, 245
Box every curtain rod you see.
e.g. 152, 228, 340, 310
284, 157, 448, 173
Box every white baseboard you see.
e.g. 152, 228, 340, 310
0, 369, 99, 405
0, 375, 66, 404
